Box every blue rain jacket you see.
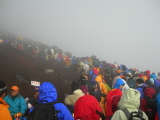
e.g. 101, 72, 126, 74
31, 82, 73, 120
136, 83, 148, 99
113, 78, 125, 90
150, 73, 157, 79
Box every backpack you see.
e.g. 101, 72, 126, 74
106, 89, 122, 120
88, 81, 102, 102
112, 95, 122, 113
142, 87, 157, 120
122, 108, 145, 120
74, 95, 105, 120
71, 78, 82, 93
139, 86, 157, 120
28, 101, 60, 120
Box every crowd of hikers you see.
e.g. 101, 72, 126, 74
1, 32, 160, 120
1, 70, 160, 120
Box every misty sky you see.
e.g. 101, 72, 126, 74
0, 0, 160, 74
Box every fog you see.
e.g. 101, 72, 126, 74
0, 0, 160, 74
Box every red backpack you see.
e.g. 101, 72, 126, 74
74, 95, 103, 120
112, 95, 122, 113
106, 89, 123, 120
140, 87, 157, 120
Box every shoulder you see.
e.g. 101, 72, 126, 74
17, 94, 25, 99
111, 110, 127, 120
4, 95, 11, 100
54, 103, 68, 110
0, 104, 12, 117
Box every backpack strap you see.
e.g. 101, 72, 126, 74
122, 108, 144, 120
96, 110, 105, 120
137, 109, 143, 118
121, 108, 131, 119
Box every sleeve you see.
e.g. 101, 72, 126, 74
54, 103, 73, 120
19, 97, 27, 115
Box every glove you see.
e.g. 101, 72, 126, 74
28, 103, 33, 109
14, 113, 22, 117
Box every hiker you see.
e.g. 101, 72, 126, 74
95, 74, 108, 114
0, 79, 12, 120
157, 72, 160, 79
136, 78, 148, 99
28, 86, 39, 107
113, 78, 125, 91
74, 95, 105, 120
64, 89, 84, 106
145, 79, 156, 90
25, 86, 40, 116
105, 88, 123, 120
140, 86, 157, 120
91, 68, 98, 84
126, 76, 136, 89
149, 74, 156, 84
64, 89, 84, 114
83, 63, 89, 73
111, 88, 148, 120
4, 86, 27, 120
112, 73, 121, 89
71, 72, 90, 94
28, 82, 73, 120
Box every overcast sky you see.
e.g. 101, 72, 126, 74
0, 0, 160, 74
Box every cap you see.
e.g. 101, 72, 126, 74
0, 79, 7, 92
34, 86, 39, 91
11, 86, 19, 91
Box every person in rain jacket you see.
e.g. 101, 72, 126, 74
4, 86, 27, 119
112, 73, 121, 89
113, 78, 125, 90
136, 78, 148, 99
0, 79, 12, 120
111, 88, 148, 120
95, 74, 108, 114
30, 82, 73, 120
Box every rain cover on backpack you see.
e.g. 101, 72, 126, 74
74, 95, 103, 120
140, 87, 157, 120
106, 89, 122, 120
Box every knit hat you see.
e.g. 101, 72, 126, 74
0, 79, 7, 92
136, 79, 144, 84
64, 89, 84, 106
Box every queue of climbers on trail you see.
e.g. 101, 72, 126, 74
1, 32, 160, 120
2, 70, 160, 120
